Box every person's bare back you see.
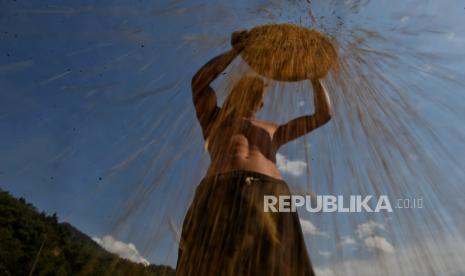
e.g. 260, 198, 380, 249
206, 118, 282, 179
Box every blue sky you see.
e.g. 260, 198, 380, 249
1, 0, 465, 274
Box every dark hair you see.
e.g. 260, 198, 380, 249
222, 76, 265, 118
204, 76, 265, 151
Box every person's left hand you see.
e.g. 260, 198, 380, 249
231, 30, 249, 51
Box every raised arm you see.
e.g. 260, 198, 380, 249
274, 79, 333, 147
192, 30, 248, 138
191, 48, 241, 138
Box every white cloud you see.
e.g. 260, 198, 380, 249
364, 236, 395, 254
447, 32, 455, 40
276, 153, 307, 176
340, 235, 356, 246
355, 220, 385, 239
423, 65, 433, 73
354, 221, 394, 253
313, 235, 465, 275
314, 267, 336, 276
300, 218, 328, 237
400, 16, 409, 22
92, 235, 150, 266
319, 250, 332, 258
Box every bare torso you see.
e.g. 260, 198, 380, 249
205, 116, 283, 180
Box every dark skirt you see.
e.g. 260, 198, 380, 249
176, 171, 314, 276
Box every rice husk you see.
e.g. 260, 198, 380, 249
233, 24, 337, 81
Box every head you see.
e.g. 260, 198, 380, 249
223, 76, 266, 118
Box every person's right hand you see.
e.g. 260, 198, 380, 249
231, 30, 249, 51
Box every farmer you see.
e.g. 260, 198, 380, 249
176, 30, 332, 276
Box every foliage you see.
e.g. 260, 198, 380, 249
0, 190, 175, 276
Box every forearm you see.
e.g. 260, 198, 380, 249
274, 80, 333, 145
192, 48, 240, 92
311, 80, 332, 124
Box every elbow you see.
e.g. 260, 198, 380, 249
324, 105, 334, 123
321, 113, 332, 125
317, 110, 332, 126
326, 108, 333, 122
191, 75, 204, 98
191, 73, 209, 94
191, 75, 200, 90
191, 69, 206, 89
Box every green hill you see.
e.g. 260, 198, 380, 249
0, 190, 175, 276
